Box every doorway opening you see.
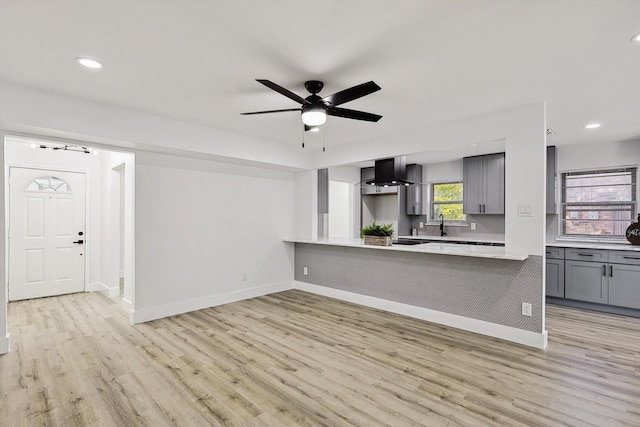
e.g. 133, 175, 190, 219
4, 135, 135, 313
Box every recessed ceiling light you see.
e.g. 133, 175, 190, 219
632, 32, 640, 43
76, 57, 103, 69
584, 123, 601, 129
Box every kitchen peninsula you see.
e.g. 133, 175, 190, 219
286, 237, 545, 349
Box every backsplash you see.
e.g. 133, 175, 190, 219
408, 214, 505, 240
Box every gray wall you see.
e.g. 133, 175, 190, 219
410, 213, 505, 241
295, 243, 543, 333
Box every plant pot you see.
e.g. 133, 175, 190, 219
364, 235, 392, 246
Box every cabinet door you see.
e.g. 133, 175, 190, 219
546, 146, 557, 214
482, 153, 505, 214
609, 264, 640, 309
463, 156, 483, 214
565, 260, 608, 304
546, 259, 565, 298
406, 164, 422, 215
361, 167, 376, 194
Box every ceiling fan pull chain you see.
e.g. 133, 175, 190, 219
322, 126, 326, 152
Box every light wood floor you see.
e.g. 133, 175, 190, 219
1, 290, 639, 426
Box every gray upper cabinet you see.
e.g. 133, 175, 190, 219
463, 153, 505, 214
546, 146, 557, 214
406, 164, 423, 215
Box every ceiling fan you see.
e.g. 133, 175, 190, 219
241, 79, 382, 131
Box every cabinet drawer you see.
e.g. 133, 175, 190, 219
565, 248, 608, 262
545, 247, 564, 260
609, 250, 640, 266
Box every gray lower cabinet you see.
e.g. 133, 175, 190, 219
565, 260, 608, 304
546, 258, 565, 297
609, 263, 640, 309
547, 245, 640, 312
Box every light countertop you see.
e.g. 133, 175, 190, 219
285, 238, 528, 261
547, 240, 640, 252
397, 235, 505, 244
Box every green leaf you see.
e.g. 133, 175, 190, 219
360, 221, 395, 237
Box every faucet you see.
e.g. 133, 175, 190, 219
439, 213, 446, 237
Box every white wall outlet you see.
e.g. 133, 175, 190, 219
241, 272, 247, 281
522, 302, 532, 317
470, 222, 476, 230
303, 267, 308, 275
419, 222, 424, 228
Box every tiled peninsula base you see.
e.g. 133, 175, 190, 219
293, 242, 546, 348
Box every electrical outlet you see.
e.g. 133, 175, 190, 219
522, 302, 532, 317
241, 272, 247, 281
470, 223, 476, 230
419, 222, 424, 228
303, 267, 308, 275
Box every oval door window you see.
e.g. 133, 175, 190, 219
25, 176, 72, 193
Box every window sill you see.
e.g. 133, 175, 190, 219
556, 236, 629, 244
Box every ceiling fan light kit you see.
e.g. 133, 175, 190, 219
301, 107, 327, 126
242, 79, 382, 132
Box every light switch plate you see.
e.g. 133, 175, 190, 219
518, 204, 534, 217
522, 302, 532, 316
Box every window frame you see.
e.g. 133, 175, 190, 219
429, 181, 467, 225
560, 167, 637, 239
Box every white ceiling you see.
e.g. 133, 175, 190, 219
1, 0, 639, 157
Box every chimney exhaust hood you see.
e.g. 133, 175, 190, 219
366, 156, 413, 187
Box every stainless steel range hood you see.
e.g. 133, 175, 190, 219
365, 156, 413, 187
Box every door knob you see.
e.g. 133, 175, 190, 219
73, 239, 84, 244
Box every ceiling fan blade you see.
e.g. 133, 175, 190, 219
322, 81, 381, 107
327, 107, 382, 122
241, 108, 301, 115
256, 79, 307, 104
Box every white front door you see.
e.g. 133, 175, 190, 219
9, 168, 86, 301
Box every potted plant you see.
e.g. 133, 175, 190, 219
361, 222, 394, 246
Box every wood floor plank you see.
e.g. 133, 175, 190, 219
1, 290, 639, 426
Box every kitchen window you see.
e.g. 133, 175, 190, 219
431, 182, 466, 223
561, 167, 637, 238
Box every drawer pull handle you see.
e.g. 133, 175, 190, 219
577, 253, 594, 257
610, 265, 613, 277
623, 256, 640, 260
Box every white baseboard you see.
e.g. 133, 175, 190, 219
131, 281, 293, 324
293, 281, 548, 349
87, 281, 120, 298
0, 333, 9, 355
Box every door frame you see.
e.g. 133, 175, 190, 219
8, 165, 91, 296
2, 132, 136, 344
